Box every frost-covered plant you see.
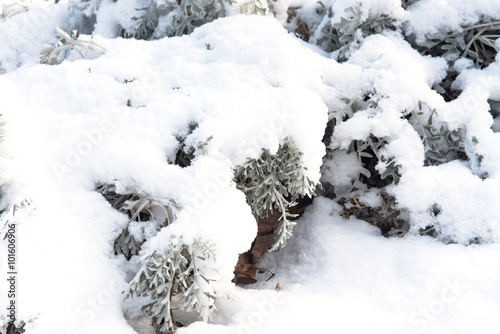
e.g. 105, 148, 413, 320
234, 137, 316, 251
172, 122, 213, 167
40, 28, 105, 65
240, 0, 266, 16
69, 0, 100, 18
409, 102, 466, 166
330, 92, 378, 128
128, 1, 161, 39
340, 190, 410, 237
1, 2, 27, 20
346, 135, 401, 188
414, 19, 500, 69
98, 183, 178, 260
409, 17, 500, 99
316, 2, 397, 59
124, 0, 232, 40
326, 90, 400, 195
127, 239, 217, 334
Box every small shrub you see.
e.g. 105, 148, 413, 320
126, 239, 217, 334
234, 137, 317, 251
98, 183, 178, 260
316, 2, 398, 59
122, 0, 233, 40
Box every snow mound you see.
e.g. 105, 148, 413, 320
0, 15, 329, 333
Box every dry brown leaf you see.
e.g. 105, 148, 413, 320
233, 263, 257, 285
257, 210, 281, 236
251, 234, 275, 264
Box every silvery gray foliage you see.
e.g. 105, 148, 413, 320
327, 90, 401, 194
345, 135, 401, 189
124, 0, 233, 39
330, 92, 378, 127
69, 0, 101, 17
97, 183, 179, 260
410, 102, 466, 166
234, 137, 317, 251
410, 19, 500, 69
128, 1, 162, 39
127, 239, 217, 334
240, 0, 267, 15
316, 2, 397, 59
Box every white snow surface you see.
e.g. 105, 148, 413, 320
0, 1, 500, 333
405, 0, 500, 44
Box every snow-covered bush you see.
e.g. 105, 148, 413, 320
67, 0, 272, 40
234, 137, 317, 252
2, 0, 500, 333
98, 183, 179, 259
127, 239, 217, 334
315, 2, 399, 59
119, 0, 231, 39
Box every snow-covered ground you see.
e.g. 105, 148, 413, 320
1, 1, 500, 333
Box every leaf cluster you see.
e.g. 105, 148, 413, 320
98, 183, 179, 260
316, 2, 397, 59
69, 0, 101, 17
234, 137, 316, 251
127, 239, 217, 334
410, 102, 467, 166
123, 0, 232, 40
415, 19, 500, 69
240, 0, 266, 16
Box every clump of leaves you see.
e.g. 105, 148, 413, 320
124, 0, 232, 40
172, 122, 214, 167
69, 0, 101, 17
127, 239, 217, 334
98, 183, 179, 260
415, 19, 500, 69
345, 135, 401, 190
128, 1, 162, 39
316, 2, 398, 59
326, 90, 401, 195
234, 137, 317, 251
240, 0, 266, 16
409, 102, 467, 166
409, 18, 500, 100
340, 190, 410, 237
40, 28, 105, 65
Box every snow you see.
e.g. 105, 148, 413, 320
405, 0, 500, 44
392, 161, 500, 244
0, 14, 329, 333
181, 197, 500, 334
1, 1, 500, 334
0, 1, 68, 73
